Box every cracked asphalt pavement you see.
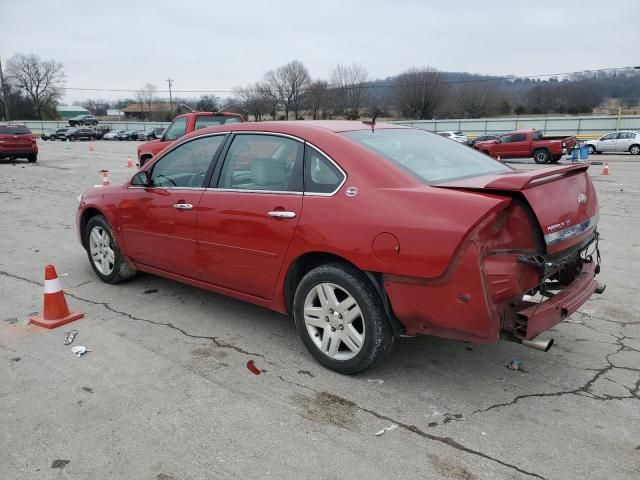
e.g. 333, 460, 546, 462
1, 141, 638, 480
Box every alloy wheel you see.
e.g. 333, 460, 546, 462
89, 226, 115, 275
303, 283, 365, 361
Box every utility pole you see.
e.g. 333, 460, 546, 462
0, 57, 11, 121
166, 77, 174, 114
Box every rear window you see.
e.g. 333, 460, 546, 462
0, 126, 31, 135
195, 115, 242, 130
343, 128, 510, 184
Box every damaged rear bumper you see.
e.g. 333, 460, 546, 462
505, 261, 599, 339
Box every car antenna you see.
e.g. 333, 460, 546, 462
362, 110, 379, 131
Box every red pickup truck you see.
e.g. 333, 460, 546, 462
137, 111, 244, 166
476, 129, 577, 164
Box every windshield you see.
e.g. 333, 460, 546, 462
343, 128, 510, 184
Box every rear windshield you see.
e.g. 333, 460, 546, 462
194, 115, 242, 130
0, 126, 31, 135
343, 128, 510, 184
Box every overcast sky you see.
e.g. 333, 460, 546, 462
1, 0, 638, 103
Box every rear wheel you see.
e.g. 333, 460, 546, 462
587, 145, 596, 155
630, 144, 640, 155
533, 149, 550, 164
27, 154, 37, 163
293, 263, 394, 374
84, 215, 136, 284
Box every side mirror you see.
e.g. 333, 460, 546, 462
131, 171, 151, 186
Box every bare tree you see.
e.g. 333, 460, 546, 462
305, 80, 329, 120
456, 82, 500, 118
394, 67, 448, 119
135, 83, 158, 120
233, 83, 270, 121
264, 60, 310, 120
330, 63, 369, 119
6, 53, 65, 120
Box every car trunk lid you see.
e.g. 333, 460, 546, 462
434, 164, 598, 254
0, 126, 33, 149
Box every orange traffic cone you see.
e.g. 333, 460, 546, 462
602, 163, 609, 175
497, 155, 501, 162
127, 157, 133, 168
29, 265, 84, 329
100, 169, 110, 186
89, 143, 95, 152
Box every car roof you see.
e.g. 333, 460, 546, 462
187, 120, 409, 140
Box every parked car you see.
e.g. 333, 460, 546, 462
143, 127, 165, 140
65, 128, 98, 141
40, 129, 58, 141
68, 115, 99, 126
137, 112, 244, 166
438, 131, 469, 144
470, 134, 499, 148
103, 130, 127, 140
77, 121, 603, 374
477, 129, 577, 163
583, 131, 640, 155
93, 125, 112, 139
0, 124, 38, 162
51, 127, 75, 140
134, 130, 149, 141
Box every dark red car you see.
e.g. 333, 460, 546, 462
477, 129, 577, 164
0, 124, 38, 162
77, 121, 603, 373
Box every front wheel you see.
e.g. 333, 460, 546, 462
84, 215, 136, 284
587, 145, 596, 155
630, 144, 640, 155
533, 149, 550, 164
27, 154, 37, 163
293, 263, 394, 374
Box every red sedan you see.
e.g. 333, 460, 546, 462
77, 121, 603, 373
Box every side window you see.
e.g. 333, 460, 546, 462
602, 133, 617, 141
150, 135, 225, 188
531, 131, 543, 141
304, 147, 345, 194
216, 134, 302, 192
499, 135, 513, 143
163, 117, 188, 141
511, 133, 527, 142
618, 132, 632, 139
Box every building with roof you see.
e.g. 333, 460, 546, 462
56, 105, 90, 119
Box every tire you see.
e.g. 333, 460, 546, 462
27, 154, 37, 163
533, 149, 550, 164
293, 262, 394, 374
550, 155, 562, 163
630, 144, 640, 155
84, 215, 136, 284
92, 121, 98, 126
587, 145, 596, 155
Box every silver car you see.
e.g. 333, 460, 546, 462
437, 131, 469, 144
584, 131, 640, 155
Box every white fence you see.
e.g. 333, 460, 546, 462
391, 115, 640, 138
20, 120, 171, 134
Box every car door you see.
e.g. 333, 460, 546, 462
196, 133, 304, 299
118, 134, 227, 276
616, 132, 633, 152
597, 133, 617, 152
492, 134, 512, 157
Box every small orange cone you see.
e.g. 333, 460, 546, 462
89, 143, 94, 152
100, 169, 110, 186
127, 157, 133, 168
29, 265, 84, 329
497, 155, 501, 162
602, 163, 609, 175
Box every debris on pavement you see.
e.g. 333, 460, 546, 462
246, 359, 261, 375
71, 346, 90, 357
375, 424, 399, 436
564, 318, 585, 325
507, 359, 522, 371
64, 330, 78, 345
367, 379, 384, 384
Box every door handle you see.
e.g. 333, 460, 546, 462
173, 203, 193, 210
267, 211, 296, 219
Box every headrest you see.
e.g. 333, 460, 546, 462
251, 158, 287, 187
